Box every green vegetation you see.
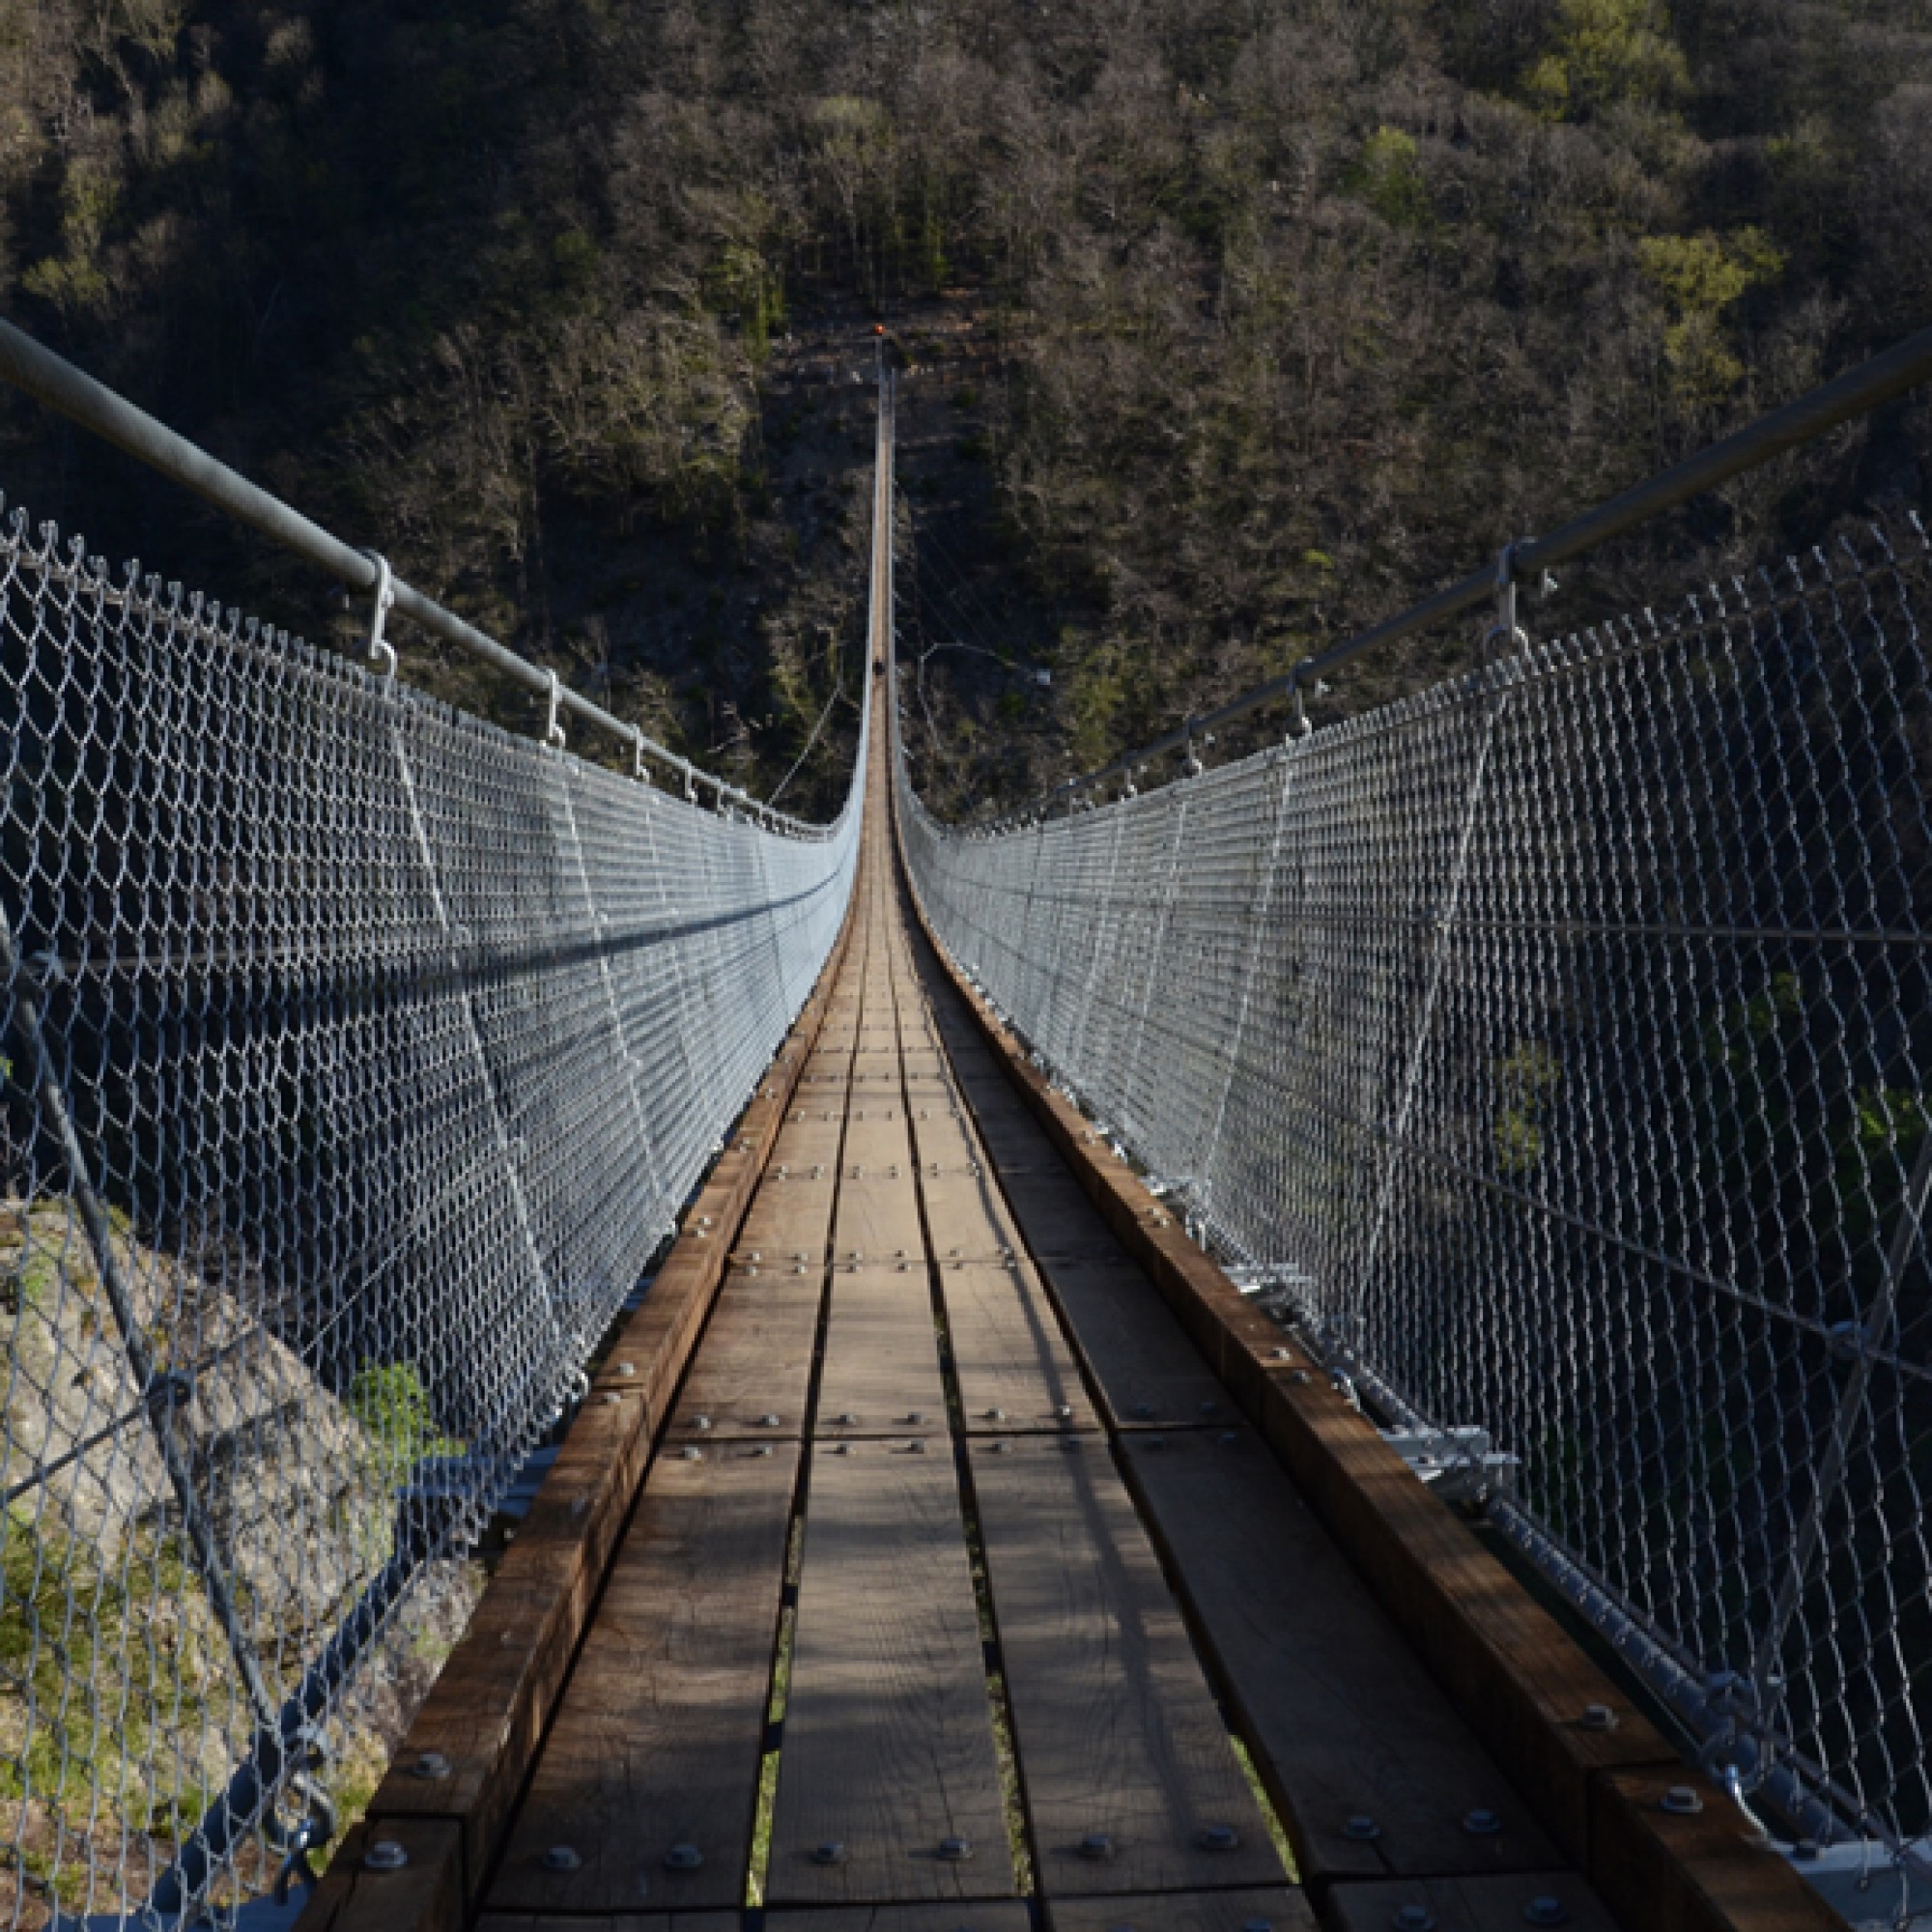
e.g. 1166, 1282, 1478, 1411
0, 0, 1920, 815
346, 1362, 464, 1487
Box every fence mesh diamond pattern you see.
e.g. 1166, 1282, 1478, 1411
0, 512, 862, 1926
901, 518, 1932, 1861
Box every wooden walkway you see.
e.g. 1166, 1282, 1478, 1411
300, 431, 1842, 1932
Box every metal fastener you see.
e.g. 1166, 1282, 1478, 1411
1522, 1899, 1570, 1927
665, 1842, 703, 1870
758, 1413, 781, 1428
1579, 1703, 1618, 1731
543, 1844, 582, 1872
838, 1412, 860, 1426
906, 1411, 926, 1425
1148, 1435, 1166, 1449
1242, 1922, 1272, 1932
601, 1392, 623, 1406
363, 1840, 409, 1872
812, 1840, 847, 1866
833, 1442, 851, 1455
909, 1439, 927, 1453
1390, 1908, 1435, 1932
1200, 1400, 1219, 1414
752, 1444, 774, 1458
1344, 1813, 1382, 1841
1288, 1370, 1311, 1386
680, 1447, 703, 1462
695, 1415, 713, 1432
411, 1750, 450, 1780
991, 1440, 1010, 1453
1661, 1785, 1704, 1815
1463, 1808, 1502, 1836
1132, 1403, 1155, 1419
1219, 1431, 1238, 1445
938, 1835, 973, 1861
1198, 1824, 1239, 1852
616, 1361, 637, 1377
984, 1406, 1006, 1420
1079, 1831, 1114, 1861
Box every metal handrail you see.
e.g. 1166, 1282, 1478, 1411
994, 319, 1932, 823
0, 316, 824, 835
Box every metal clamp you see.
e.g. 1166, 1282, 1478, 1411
633, 733, 651, 784
544, 670, 566, 750
1485, 543, 1532, 664
363, 552, 397, 677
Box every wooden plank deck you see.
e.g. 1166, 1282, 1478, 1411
301, 614, 1824, 1932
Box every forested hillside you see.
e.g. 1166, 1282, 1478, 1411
1, 0, 1926, 814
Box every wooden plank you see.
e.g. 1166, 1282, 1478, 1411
1032, 1256, 1230, 1430
816, 1264, 949, 1436
906, 1100, 983, 1171
479, 1916, 739, 1932
486, 1444, 801, 1915
833, 1179, 927, 1260
936, 1261, 1099, 1435
670, 1272, 823, 1440
766, 1905, 1032, 1932
768, 1442, 1018, 1904
921, 1166, 1029, 1257
1323, 1873, 1621, 1932
738, 1171, 840, 1257
295, 1819, 464, 1932
1589, 1769, 1847, 1932
1044, 1889, 1316, 1932
986, 1170, 1122, 1260
965, 1435, 1286, 1897
1118, 1426, 1562, 1882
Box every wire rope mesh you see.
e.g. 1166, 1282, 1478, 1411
0, 510, 863, 1927
900, 517, 1932, 1865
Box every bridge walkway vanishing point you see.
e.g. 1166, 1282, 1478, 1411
294, 409, 1842, 1932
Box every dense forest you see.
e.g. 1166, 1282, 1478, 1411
0, 0, 1927, 815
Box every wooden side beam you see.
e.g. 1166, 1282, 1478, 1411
296, 893, 860, 1932
895, 859, 1844, 1932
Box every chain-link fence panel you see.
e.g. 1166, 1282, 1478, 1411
0, 512, 863, 1927
901, 518, 1932, 1865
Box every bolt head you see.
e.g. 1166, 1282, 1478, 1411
1242, 1921, 1273, 1932
1391, 1908, 1436, 1932
1288, 1369, 1311, 1385
753, 1444, 774, 1458
1199, 1401, 1219, 1414
838, 1412, 860, 1426
1344, 1813, 1381, 1841
695, 1415, 713, 1431
1463, 1807, 1502, 1835
984, 1406, 1006, 1420
812, 1840, 848, 1865
1579, 1703, 1618, 1732
758, 1414, 781, 1428
411, 1750, 451, 1780
1148, 1435, 1167, 1449
1661, 1784, 1703, 1816
906, 1411, 926, 1425
1079, 1831, 1114, 1860
1522, 1899, 1570, 1927
664, 1842, 703, 1870
616, 1361, 637, 1377
938, 1834, 973, 1861
542, 1844, 582, 1872
363, 1839, 409, 1872
1198, 1823, 1239, 1852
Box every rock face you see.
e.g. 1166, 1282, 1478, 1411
0, 1193, 463, 1918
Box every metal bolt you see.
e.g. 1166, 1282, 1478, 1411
1242, 1922, 1272, 1932
1390, 1909, 1435, 1932
1220, 1431, 1238, 1445
1288, 1369, 1311, 1385
680, 1446, 703, 1461
1132, 1403, 1155, 1419
1344, 1813, 1382, 1841
938, 1835, 973, 1861
833, 1442, 851, 1455
1271, 1347, 1294, 1361
1061, 1436, 1082, 1451
751, 1252, 762, 1263
665, 1842, 703, 1870
695, 1415, 713, 1432
1463, 1808, 1502, 1836
411, 1750, 451, 1780
906, 1411, 926, 1425
543, 1844, 582, 1872
753, 1444, 774, 1458
1579, 1703, 1618, 1731
1198, 1824, 1239, 1852
601, 1392, 623, 1406
1199, 1400, 1219, 1414
363, 1840, 409, 1872
838, 1412, 859, 1426
1079, 1831, 1114, 1860
616, 1361, 636, 1378
1148, 1435, 1166, 1449
758, 1413, 781, 1428
812, 1840, 847, 1866
1661, 1785, 1704, 1816
991, 1440, 1010, 1453
1522, 1900, 1570, 1927
909, 1439, 927, 1453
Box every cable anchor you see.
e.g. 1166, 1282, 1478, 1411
1485, 542, 1533, 668
544, 670, 566, 750
362, 552, 396, 677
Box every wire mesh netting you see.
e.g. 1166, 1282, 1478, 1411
901, 517, 1932, 1863
0, 512, 862, 1926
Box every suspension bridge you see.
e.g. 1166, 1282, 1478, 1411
0, 317, 1929, 1932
